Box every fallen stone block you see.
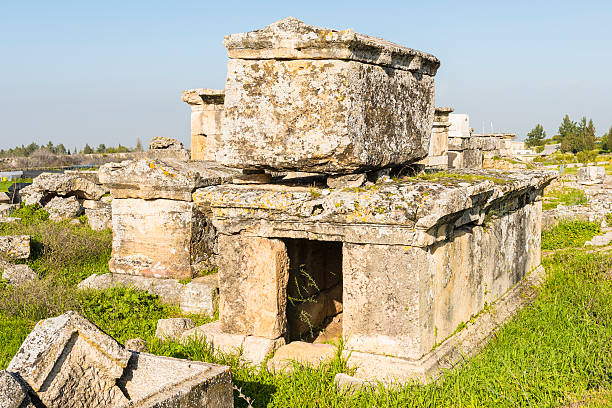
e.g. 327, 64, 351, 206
0, 192, 9, 204
326, 173, 367, 189
0, 369, 34, 408
149, 136, 184, 150
0, 217, 19, 225
44, 196, 83, 222
6, 312, 234, 407
26, 172, 108, 202
241, 336, 285, 365
267, 342, 337, 373
181, 321, 246, 355
577, 166, 606, 185
584, 231, 612, 247
155, 318, 196, 341
0, 235, 30, 260
85, 207, 112, 231
124, 337, 147, 353
0, 204, 18, 217
0, 262, 37, 285
7, 311, 132, 407
179, 275, 219, 315
117, 352, 233, 408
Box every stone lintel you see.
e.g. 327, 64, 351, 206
193, 170, 557, 246
224, 17, 440, 75
99, 159, 239, 201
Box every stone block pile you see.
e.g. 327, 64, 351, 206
1, 311, 233, 407
19, 171, 112, 229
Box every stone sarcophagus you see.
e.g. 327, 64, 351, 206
216, 18, 440, 174
193, 170, 555, 384
182, 89, 225, 161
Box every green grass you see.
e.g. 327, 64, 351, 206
543, 187, 588, 210
0, 207, 610, 406
0, 178, 32, 192
542, 220, 601, 250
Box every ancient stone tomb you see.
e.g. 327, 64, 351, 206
99, 17, 555, 386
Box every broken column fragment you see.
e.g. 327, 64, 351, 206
216, 17, 440, 174
182, 89, 225, 161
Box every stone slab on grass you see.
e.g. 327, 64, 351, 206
44, 196, 83, 222
267, 341, 337, 373
155, 318, 196, 341
7, 311, 132, 407
0, 235, 30, 260
1, 262, 38, 285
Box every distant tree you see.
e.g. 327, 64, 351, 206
56, 143, 67, 155
83, 144, 93, 154
135, 138, 143, 152
601, 126, 612, 151
525, 124, 546, 147
96, 144, 107, 153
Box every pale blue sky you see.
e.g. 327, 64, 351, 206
1, 1, 611, 150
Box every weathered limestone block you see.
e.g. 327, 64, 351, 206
0, 370, 33, 408
183, 89, 225, 161
64, 169, 101, 184
241, 336, 286, 364
155, 318, 196, 341
0, 192, 9, 204
79, 272, 219, 315
0, 262, 37, 286
44, 196, 83, 221
124, 337, 147, 352
267, 341, 336, 373
181, 321, 246, 355
25, 172, 107, 202
109, 198, 214, 280
18, 186, 43, 207
0, 204, 18, 217
117, 353, 233, 407
218, 235, 289, 338
7, 311, 132, 408
217, 17, 439, 174
99, 159, 238, 201
577, 166, 605, 185
85, 206, 112, 230
0, 235, 30, 260
343, 243, 433, 360
149, 136, 184, 150
326, 173, 366, 189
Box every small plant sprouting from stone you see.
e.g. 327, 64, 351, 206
287, 264, 320, 340
309, 186, 322, 199
232, 384, 254, 408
